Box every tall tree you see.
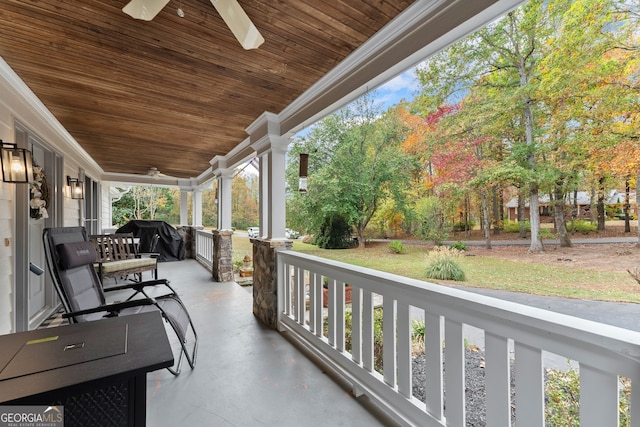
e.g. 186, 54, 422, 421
287, 93, 412, 248
414, 0, 566, 252
539, 0, 639, 237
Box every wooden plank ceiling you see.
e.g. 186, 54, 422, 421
0, 0, 413, 179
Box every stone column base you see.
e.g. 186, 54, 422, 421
176, 226, 202, 259
212, 229, 234, 282
252, 238, 292, 329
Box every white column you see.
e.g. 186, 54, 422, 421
267, 140, 287, 239
217, 170, 233, 230
192, 189, 203, 227
258, 154, 268, 238
180, 190, 189, 226
247, 112, 290, 240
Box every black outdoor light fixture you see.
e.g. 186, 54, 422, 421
0, 141, 33, 183
298, 153, 309, 192
67, 176, 84, 199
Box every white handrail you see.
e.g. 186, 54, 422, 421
277, 250, 640, 427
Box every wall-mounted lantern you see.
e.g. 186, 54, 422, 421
67, 176, 84, 199
0, 141, 33, 183
298, 153, 308, 192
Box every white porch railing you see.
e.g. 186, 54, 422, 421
276, 250, 640, 427
195, 229, 213, 270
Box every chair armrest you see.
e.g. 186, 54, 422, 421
62, 298, 155, 318
104, 279, 177, 299
103, 278, 170, 293
136, 252, 160, 259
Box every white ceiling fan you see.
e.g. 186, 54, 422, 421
147, 167, 168, 180
122, 0, 264, 50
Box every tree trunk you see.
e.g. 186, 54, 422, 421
553, 184, 572, 247
357, 226, 366, 249
481, 191, 492, 249
492, 187, 500, 235
518, 192, 526, 238
597, 177, 605, 231
529, 185, 544, 253
571, 188, 578, 232
624, 178, 630, 233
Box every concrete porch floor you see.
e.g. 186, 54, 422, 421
143, 259, 391, 427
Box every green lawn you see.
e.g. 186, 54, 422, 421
231, 235, 640, 303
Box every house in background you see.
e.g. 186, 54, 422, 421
505, 190, 637, 222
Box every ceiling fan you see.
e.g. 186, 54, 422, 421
122, 0, 265, 50
147, 167, 168, 179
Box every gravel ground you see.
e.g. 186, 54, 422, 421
412, 348, 516, 426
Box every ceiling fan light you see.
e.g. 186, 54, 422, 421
123, 0, 171, 21
211, 0, 265, 50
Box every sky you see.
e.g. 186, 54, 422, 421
373, 68, 423, 111
292, 66, 424, 140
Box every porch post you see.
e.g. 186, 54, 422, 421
210, 160, 235, 282
247, 113, 292, 328
257, 154, 267, 238
266, 142, 287, 239
217, 169, 233, 231
192, 189, 203, 227
180, 190, 189, 226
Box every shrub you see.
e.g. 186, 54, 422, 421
232, 255, 244, 272
414, 196, 449, 245
425, 246, 465, 281
538, 228, 556, 239
411, 319, 426, 355
411, 319, 426, 337
389, 240, 405, 254
452, 220, 476, 232
567, 219, 597, 233
449, 241, 467, 251
545, 365, 631, 426
313, 215, 353, 249
504, 220, 530, 233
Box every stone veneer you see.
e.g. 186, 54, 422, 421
212, 229, 234, 282
176, 225, 202, 259
252, 238, 292, 329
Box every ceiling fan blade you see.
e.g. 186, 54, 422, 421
122, 0, 171, 21
210, 0, 265, 50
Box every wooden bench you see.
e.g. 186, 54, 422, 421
89, 233, 158, 284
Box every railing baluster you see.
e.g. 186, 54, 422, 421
313, 273, 323, 337
283, 263, 291, 316
383, 297, 397, 387
514, 342, 544, 427
351, 285, 362, 364
336, 281, 345, 352
485, 332, 511, 427
580, 364, 619, 427
327, 278, 335, 346
444, 318, 465, 426
424, 312, 443, 420
397, 301, 411, 398
295, 266, 305, 323
362, 289, 373, 372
